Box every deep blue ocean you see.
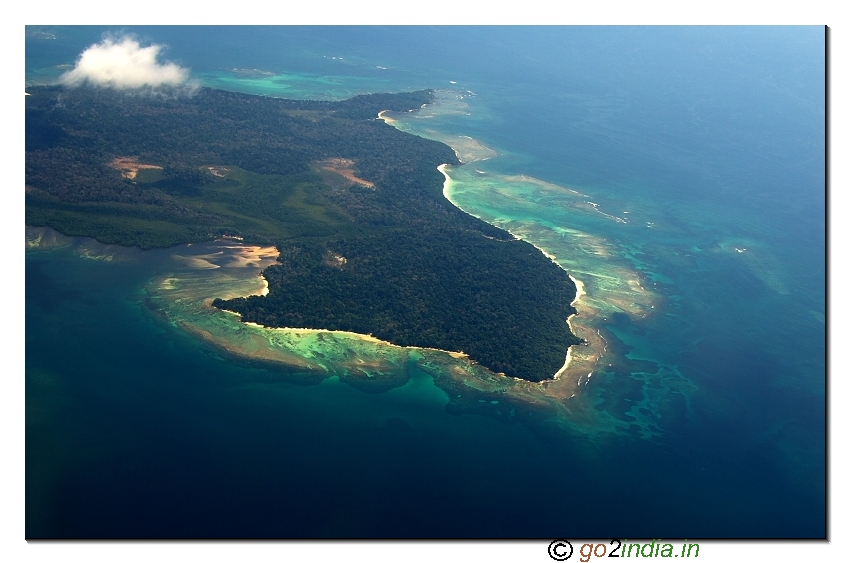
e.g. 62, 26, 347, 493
25, 26, 825, 539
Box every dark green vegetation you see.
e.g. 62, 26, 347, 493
26, 85, 580, 381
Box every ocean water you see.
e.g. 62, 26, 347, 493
25, 26, 825, 539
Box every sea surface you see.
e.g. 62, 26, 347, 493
25, 26, 825, 538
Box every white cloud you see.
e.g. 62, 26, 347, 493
60, 36, 191, 89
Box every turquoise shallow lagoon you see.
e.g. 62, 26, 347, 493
25, 26, 825, 538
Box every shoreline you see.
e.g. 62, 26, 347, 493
28, 89, 654, 421
553, 273, 586, 378
377, 109, 395, 124
438, 164, 593, 384
216, 310, 468, 359
30, 222, 603, 418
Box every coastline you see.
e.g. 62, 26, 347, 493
28, 86, 616, 417
27, 219, 604, 424
29, 119, 618, 411
397, 87, 659, 401
376, 109, 394, 124
438, 163, 598, 389
222, 313, 467, 359
553, 273, 586, 378
160, 229, 599, 405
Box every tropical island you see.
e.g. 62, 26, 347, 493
25, 85, 581, 382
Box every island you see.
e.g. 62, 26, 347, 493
26, 85, 581, 382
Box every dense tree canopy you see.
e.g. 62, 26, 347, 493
26, 85, 580, 381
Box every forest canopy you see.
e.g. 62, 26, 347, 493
25, 85, 580, 381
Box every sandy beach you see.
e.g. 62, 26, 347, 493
437, 163, 600, 390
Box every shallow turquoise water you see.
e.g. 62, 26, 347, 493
25, 26, 825, 538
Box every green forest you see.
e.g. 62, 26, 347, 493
25, 85, 580, 381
